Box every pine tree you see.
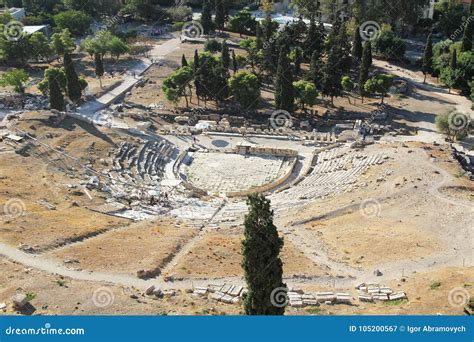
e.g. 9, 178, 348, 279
48, 68, 65, 111
242, 193, 286, 316
461, 3, 473, 52
422, 33, 433, 83
359, 41, 372, 99
193, 50, 202, 105
94, 53, 104, 88
215, 0, 227, 32
201, 1, 213, 34
450, 49, 457, 69
352, 25, 363, 60
275, 46, 294, 112
232, 49, 238, 74
221, 41, 230, 70
63, 52, 82, 103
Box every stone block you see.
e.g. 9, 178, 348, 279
11, 294, 28, 309
209, 292, 224, 301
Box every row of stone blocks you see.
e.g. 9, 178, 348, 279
192, 284, 246, 305
356, 283, 407, 302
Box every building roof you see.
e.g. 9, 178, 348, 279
23, 25, 48, 35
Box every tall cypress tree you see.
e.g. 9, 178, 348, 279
322, 47, 343, 105
309, 50, 323, 89
201, 1, 213, 34
352, 25, 363, 60
450, 49, 457, 69
214, 0, 227, 32
242, 193, 286, 316
193, 50, 202, 105
256, 23, 263, 50
63, 52, 82, 103
94, 53, 104, 88
422, 33, 433, 83
221, 41, 230, 70
359, 41, 372, 98
461, 3, 473, 52
181, 54, 188, 67
47, 68, 65, 111
232, 49, 238, 74
275, 46, 294, 112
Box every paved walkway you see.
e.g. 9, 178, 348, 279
75, 38, 181, 123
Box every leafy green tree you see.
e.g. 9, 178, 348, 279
197, 52, 228, 105
341, 76, 355, 104
204, 39, 222, 53
0, 69, 29, 93
29, 32, 53, 62
81, 31, 111, 58
201, 0, 213, 34
239, 38, 259, 72
228, 71, 260, 108
293, 80, 318, 110
440, 67, 462, 93
422, 32, 433, 83
229, 9, 256, 37
242, 193, 286, 316
436, 109, 471, 141
363, 74, 394, 103
51, 29, 75, 57
289, 47, 303, 76
373, 29, 406, 60
94, 53, 104, 88
275, 47, 295, 112
53, 10, 92, 36
0, 35, 33, 66
162, 66, 193, 106
108, 36, 129, 60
